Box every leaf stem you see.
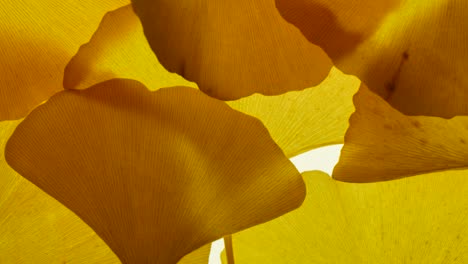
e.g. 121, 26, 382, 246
224, 235, 235, 264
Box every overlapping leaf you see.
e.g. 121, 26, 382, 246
64, 5, 196, 91
64, 6, 359, 157
5, 1, 466, 263
0, 120, 211, 263
333, 85, 468, 182
5, 79, 305, 263
276, 0, 468, 117
227, 68, 359, 157
0, 120, 117, 263
0, 0, 128, 120
224, 170, 468, 263
130, 0, 332, 100
178, 244, 211, 264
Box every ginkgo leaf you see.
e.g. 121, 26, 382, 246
333, 85, 468, 182
0, 120, 210, 264
5, 79, 305, 263
276, 0, 468, 117
131, 0, 332, 100
0, 120, 118, 263
0, 0, 128, 121
62, 6, 358, 157
228, 67, 359, 158
0, 180, 120, 264
64, 5, 196, 91
178, 244, 211, 264
223, 170, 468, 263
275, 0, 401, 60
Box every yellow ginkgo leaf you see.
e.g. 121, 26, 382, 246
62, 6, 358, 157
228, 67, 359, 158
275, 0, 401, 60
333, 85, 468, 182
5, 79, 305, 263
0, 120, 210, 264
0, 0, 128, 121
178, 244, 211, 264
276, 0, 468, 117
223, 170, 468, 263
130, 0, 332, 100
0, 120, 118, 263
64, 5, 196, 91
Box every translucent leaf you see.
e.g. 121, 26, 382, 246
131, 0, 332, 100
6, 79, 305, 263
333, 85, 468, 182
223, 170, 468, 263
276, 0, 468, 117
0, 0, 128, 120
64, 7, 359, 157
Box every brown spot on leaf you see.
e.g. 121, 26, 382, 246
384, 50, 410, 100
460, 139, 466, 144
385, 82, 396, 95
411, 120, 422, 128
419, 138, 428, 145
402, 51, 409, 60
